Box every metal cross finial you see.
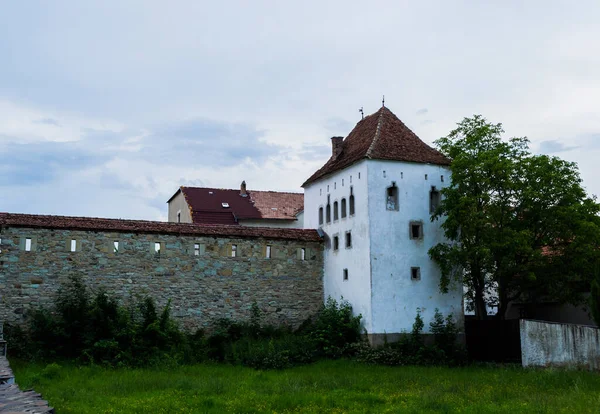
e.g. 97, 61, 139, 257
382, 95, 385, 107
359, 107, 364, 120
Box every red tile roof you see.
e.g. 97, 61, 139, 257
0, 212, 322, 242
303, 106, 450, 186
173, 186, 304, 225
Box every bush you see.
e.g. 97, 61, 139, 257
354, 309, 466, 367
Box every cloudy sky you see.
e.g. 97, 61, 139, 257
2, 1, 600, 221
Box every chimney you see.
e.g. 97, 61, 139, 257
240, 180, 247, 196
331, 136, 343, 159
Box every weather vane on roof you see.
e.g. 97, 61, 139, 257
359, 107, 364, 120
382, 95, 385, 107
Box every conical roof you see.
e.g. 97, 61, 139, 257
303, 106, 450, 186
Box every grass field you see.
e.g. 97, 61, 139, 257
11, 359, 600, 413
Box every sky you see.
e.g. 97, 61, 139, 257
1, 1, 600, 221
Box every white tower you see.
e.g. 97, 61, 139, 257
303, 106, 462, 343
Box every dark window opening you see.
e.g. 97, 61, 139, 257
345, 231, 352, 248
343, 268, 349, 281
326, 204, 331, 223
410, 221, 423, 240
177, 211, 181, 223
341, 198, 347, 218
430, 186, 441, 213
333, 201, 339, 221
386, 183, 399, 211
349, 187, 355, 215
333, 236, 339, 251
318, 207, 324, 225
411, 267, 421, 281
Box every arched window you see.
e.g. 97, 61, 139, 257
318, 207, 324, 225
341, 198, 347, 218
333, 201, 339, 221
326, 204, 331, 223
386, 183, 399, 211
349, 187, 355, 216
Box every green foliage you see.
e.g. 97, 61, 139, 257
430, 115, 600, 319
590, 277, 600, 327
353, 310, 466, 367
300, 296, 363, 359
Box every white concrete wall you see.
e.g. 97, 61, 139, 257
521, 319, 600, 370
367, 160, 463, 334
304, 160, 373, 332
240, 212, 304, 229
167, 191, 192, 223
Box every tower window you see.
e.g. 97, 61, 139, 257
333, 235, 339, 251
430, 186, 441, 213
410, 221, 423, 240
349, 187, 355, 215
25, 238, 32, 252
343, 269, 349, 281
301, 248, 306, 261
326, 204, 331, 223
345, 231, 352, 248
231, 244, 237, 257
318, 207, 324, 225
177, 210, 181, 223
154, 242, 161, 254
333, 201, 339, 221
266, 245, 272, 258
411, 267, 421, 281
341, 198, 347, 218
386, 183, 399, 211
114, 241, 120, 253
70, 239, 77, 252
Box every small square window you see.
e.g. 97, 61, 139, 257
411, 267, 421, 281
266, 245, 271, 258
114, 241, 119, 253
194, 243, 200, 256
25, 238, 32, 252
410, 222, 423, 240
345, 231, 352, 248
343, 268, 349, 281
231, 244, 237, 257
333, 236, 339, 251
154, 242, 161, 254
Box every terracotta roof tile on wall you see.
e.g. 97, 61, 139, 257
177, 186, 303, 225
303, 106, 450, 186
0, 212, 322, 242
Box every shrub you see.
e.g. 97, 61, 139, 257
300, 297, 362, 358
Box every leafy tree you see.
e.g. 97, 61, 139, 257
430, 115, 600, 319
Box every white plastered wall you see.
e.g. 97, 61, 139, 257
303, 160, 373, 332
367, 160, 463, 334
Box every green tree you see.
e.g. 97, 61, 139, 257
430, 115, 600, 319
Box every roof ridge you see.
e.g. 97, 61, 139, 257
365, 107, 386, 159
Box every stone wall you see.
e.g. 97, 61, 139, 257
0, 218, 323, 331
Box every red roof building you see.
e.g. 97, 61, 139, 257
167, 181, 304, 228
303, 106, 450, 187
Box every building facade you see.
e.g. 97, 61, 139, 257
303, 106, 463, 341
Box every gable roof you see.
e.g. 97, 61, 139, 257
170, 187, 304, 225
0, 212, 321, 242
302, 106, 450, 186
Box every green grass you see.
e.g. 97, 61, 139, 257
11, 359, 600, 413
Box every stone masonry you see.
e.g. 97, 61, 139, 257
0, 214, 324, 331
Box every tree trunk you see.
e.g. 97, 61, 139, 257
474, 286, 488, 320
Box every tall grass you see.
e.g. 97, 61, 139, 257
12, 359, 600, 413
